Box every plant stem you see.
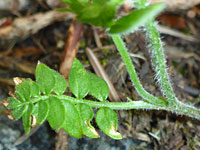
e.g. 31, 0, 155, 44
145, 20, 178, 106
111, 34, 167, 106
133, 0, 178, 106
20, 95, 200, 120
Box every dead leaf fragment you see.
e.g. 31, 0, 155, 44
1, 98, 9, 107
158, 14, 186, 29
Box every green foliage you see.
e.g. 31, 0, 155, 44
61, 0, 165, 34
32, 101, 49, 125
109, 3, 166, 34
62, 101, 83, 138
7, 59, 114, 139
23, 103, 34, 133
76, 103, 99, 138
69, 58, 89, 99
47, 96, 66, 129
133, 0, 147, 9
15, 79, 32, 102
88, 72, 109, 102
35, 63, 67, 95
7, 97, 21, 109
12, 104, 28, 120
35, 63, 55, 95
96, 107, 122, 139
61, 0, 124, 27
31, 82, 40, 97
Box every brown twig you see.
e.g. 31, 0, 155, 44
56, 18, 83, 150
157, 25, 199, 42
0, 10, 74, 41
59, 18, 83, 79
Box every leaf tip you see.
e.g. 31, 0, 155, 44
109, 126, 122, 139
84, 120, 100, 138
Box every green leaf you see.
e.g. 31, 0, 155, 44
61, 0, 73, 3
12, 104, 28, 120
69, 58, 89, 99
35, 63, 67, 95
62, 0, 89, 3
62, 0, 124, 27
134, 0, 147, 9
96, 107, 122, 139
62, 101, 83, 138
15, 79, 32, 102
109, 3, 166, 34
76, 103, 99, 138
47, 96, 65, 129
7, 97, 22, 109
35, 63, 55, 95
31, 82, 40, 97
56, 8, 72, 12
32, 101, 49, 125
50, 69, 67, 95
76, 3, 116, 27
88, 73, 109, 101
22, 103, 34, 133
94, 0, 124, 5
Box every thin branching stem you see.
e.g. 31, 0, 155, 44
111, 34, 167, 106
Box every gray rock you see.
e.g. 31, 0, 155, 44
0, 115, 54, 150
69, 133, 153, 150
0, 123, 20, 150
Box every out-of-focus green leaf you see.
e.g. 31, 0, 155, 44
56, 8, 72, 12
94, 0, 124, 5
109, 3, 166, 34
61, 0, 124, 27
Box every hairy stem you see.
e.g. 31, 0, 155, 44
18, 95, 200, 120
134, 0, 178, 105
145, 20, 178, 105
111, 35, 167, 106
